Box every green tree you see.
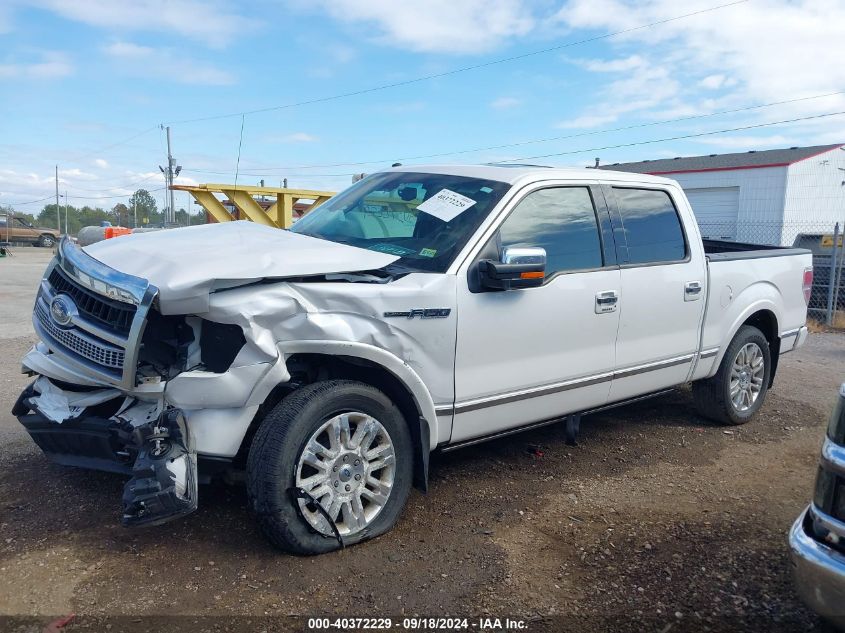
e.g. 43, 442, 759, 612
112, 203, 129, 227
128, 189, 160, 226
37, 204, 65, 232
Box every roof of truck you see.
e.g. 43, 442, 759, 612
388, 163, 677, 186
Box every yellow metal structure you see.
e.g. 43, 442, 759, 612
171, 183, 335, 229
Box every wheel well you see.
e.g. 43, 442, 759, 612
237, 353, 429, 490
741, 309, 780, 386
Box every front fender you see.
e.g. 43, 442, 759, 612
279, 339, 441, 450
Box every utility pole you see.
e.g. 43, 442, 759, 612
133, 196, 137, 229
55, 165, 60, 232
159, 125, 181, 225
63, 191, 68, 236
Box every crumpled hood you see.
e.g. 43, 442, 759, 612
83, 221, 399, 315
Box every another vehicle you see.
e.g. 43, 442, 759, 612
789, 386, 845, 629
0, 214, 60, 247
13, 165, 812, 553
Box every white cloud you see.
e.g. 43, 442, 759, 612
694, 134, 799, 150
578, 54, 645, 73
0, 50, 73, 79
556, 55, 681, 128
276, 132, 318, 143
557, 114, 620, 129
699, 74, 725, 90
58, 168, 97, 182
25, 0, 257, 44
490, 96, 522, 110
94, 159, 109, 169
556, 0, 845, 119
305, 0, 536, 53
102, 41, 235, 86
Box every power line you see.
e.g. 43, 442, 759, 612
3, 195, 56, 206
180, 90, 845, 175
68, 126, 160, 163
65, 187, 166, 201
8, 111, 845, 207
64, 172, 161, 193
167, 0, 750, 125
178, 109, 845, 179
496, 110, 845, 163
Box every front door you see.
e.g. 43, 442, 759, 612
451, 184, 620, 443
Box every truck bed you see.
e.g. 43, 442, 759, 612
703, 239, 810, 261
693, 240, 813, 383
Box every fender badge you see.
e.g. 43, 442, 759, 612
384, 308, 451, 319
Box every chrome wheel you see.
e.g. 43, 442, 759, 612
730, 342, 765, 412
295, 411, 396, 537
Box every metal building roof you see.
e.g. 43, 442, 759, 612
597, 143, 844, 175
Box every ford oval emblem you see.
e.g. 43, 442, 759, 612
50, 295, 76, 327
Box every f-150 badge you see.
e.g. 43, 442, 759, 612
384, 308, 451, 319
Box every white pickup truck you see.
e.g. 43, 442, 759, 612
13, 164, 813, 554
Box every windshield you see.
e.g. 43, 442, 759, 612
290, 171, 510, 273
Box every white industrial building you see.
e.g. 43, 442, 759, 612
600, 143, 845, 246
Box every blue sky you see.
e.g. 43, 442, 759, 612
1, 0, 844, 212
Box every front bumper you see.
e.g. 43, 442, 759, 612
789, 506, 845, 628
13, 383, 199, 527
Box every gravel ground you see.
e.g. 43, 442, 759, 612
0, 248, 841, 632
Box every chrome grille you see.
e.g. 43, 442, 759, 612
35, 301, 125, 371
48, 266, 136, 335
33, 237, 156, 389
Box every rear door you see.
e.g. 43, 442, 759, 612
604, 185, 707, 402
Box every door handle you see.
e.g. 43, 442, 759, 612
595, 290, 618, 314
684, 281, 702, 301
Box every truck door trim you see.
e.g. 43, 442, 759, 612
442, 352, 696, 415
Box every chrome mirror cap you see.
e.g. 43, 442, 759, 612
502, 246, 546, 266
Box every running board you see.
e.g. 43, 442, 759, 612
440, 387, 678, 453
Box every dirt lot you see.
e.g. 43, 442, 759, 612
0, 248, 840, 632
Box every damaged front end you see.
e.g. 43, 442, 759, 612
12, 378, 198, 527
15, 236, 268, 531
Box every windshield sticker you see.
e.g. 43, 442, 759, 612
419, 248, 437, 258
367, 243, 416, 256
480, 186, 493, 193
417, 189, 477, 223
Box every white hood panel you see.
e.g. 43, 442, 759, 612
83, 221, 399, 314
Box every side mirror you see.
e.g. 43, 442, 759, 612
479, 246, 546, 291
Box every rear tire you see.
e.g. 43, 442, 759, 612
693, 325, 771, 425
247, 380, 413, 555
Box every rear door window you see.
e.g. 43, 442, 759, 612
613, 188, 687, 265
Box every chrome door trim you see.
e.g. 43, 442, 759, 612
699, 347, 719, 359
444, 353, 696, 416
612, 354, 694, 379
781, 328, 801, 339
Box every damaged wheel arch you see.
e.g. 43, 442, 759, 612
244, 350, 435, 492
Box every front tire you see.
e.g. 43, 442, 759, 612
38, 234, 56, 248
247, 380, 413, 555
693, 325, 771, 425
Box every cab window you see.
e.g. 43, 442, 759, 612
613, 188, 687, 265
498, 187, 603, 276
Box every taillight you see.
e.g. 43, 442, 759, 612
803, 267, 813, 305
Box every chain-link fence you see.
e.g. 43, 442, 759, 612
696, 219, 845, 325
